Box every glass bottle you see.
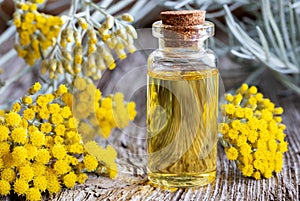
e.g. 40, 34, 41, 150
147, 10, 219, 187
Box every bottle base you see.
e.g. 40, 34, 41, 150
148, 171, 216, 188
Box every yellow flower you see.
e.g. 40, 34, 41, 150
35, 148, 50, 164
28, 82, 41, 95
54, 124, 66, 136
237, 83, 248, 94
12, 102, 21, 112
83, 154, 98, 171
36, 96, 48, 107
30, 131, 45, 147
63, 171, 77, 188
61, 106, 72, 118
234, 107, 244, 118
67, 143, 84, 154
233, 93, 243, 105
0, 125, 9, 141
14, 178, 29, 195
52, 144, 67, 160
23, 108, 35, 120
51, 113, 64, 125
54, 159, 71, 175
62, 92, 73, 107
40, 122, 52, 133
241, 164, 254, 177
261, 109, 273, 122
5, 112, 22, 127
32, 162, 46, 176
24, 143, 37, 160
1, 168, 16, 183
225, 147, 239, 160
38, 107, 50, 119
48, 103, 61, 114
273, 107, 283, 115
68, 117, 78, 129
46, 173, 61, 194
239, 143, 252, 156
0, 142, 10, 156
26, 187, 41, 201
11, 127, 27, 144
33, 176, 47, 191
248, 86, 257, 95
77, 173, 88, 184
224, 104, 235, 115
12, 146, 28, 166
227, 129, 238, 140
55, 84, 68, 96
252, 171, 261, 180
0, 179, 11, 196
19, 164, 34, 182
28, 125, 38, 134
279, 141, 288, 153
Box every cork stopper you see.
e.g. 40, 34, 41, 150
161, 10, 206, 26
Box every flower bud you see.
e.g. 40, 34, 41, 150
41, 60, 49, 75
49, 59, 57, 71
88, 54, 96, 69
95, 55, 106, 70
104, 15, 114, 29
73, 64, 81, 74
62, 49, 72, 61
121, 13, 134, 22
125, 25, 137, 39
73, 31, 82, 46
78, 18, 88, 29
115, 28, 127, 41
62, 59, 73, 74
57, 60, 64, 74
115, 48, 126, 60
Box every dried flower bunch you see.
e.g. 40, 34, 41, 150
219, 83, 288, 179
13, 0, 137, 80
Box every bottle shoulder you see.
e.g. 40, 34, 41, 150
148, 49, 218, 71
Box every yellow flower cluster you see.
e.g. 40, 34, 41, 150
219, 83, 288, 179
0, 82, 123, 200
70, 76, 137, 140
14, 1, 63, 66
84, 141, 118, 178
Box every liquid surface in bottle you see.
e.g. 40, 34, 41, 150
147, 68, 218, 187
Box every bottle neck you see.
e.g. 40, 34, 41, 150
158, 38, 208, 52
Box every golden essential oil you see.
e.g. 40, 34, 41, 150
147, 68, 218, 187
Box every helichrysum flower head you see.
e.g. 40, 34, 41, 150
13, 0, 138, 82
0, 80, 136, 199
219, 83, 288, 179
14, 2, 63, 66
